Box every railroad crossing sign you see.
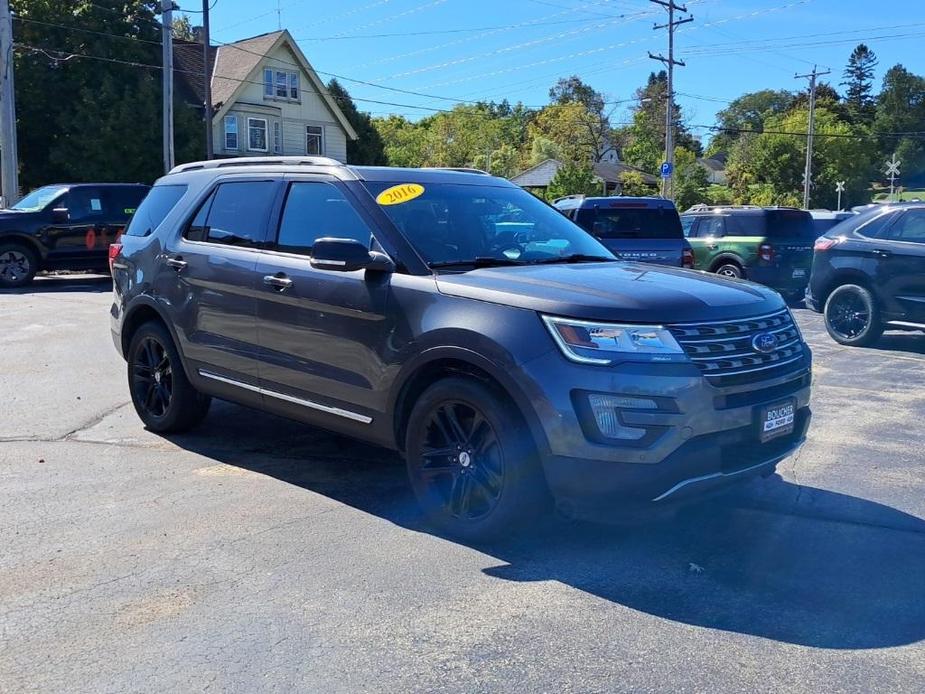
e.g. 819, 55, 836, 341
886, 154, 901, 200
835, 180, 846, 211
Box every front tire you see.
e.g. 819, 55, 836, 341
127, 321, 211, 433
0, 242, 38, 288
824, 284, 883, 347
405, 377, 547, 541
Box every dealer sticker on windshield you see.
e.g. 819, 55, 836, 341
376, 183, 425, 206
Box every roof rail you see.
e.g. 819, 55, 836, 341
551, 194, 587, 204
684, 203, 763, 213
420, 167, 490, 175
168, 156, 343, 175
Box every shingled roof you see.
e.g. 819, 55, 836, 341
172, 30, 356, 140
510, 159, 658, 188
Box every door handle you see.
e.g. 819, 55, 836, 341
263, 274, 293, 291
166, 256, 187, 271
872, 249, 892, 258
707, 244, 718, 250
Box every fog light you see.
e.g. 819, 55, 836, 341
587, 394, 654, 440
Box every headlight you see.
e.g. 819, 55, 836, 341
542, 315, 686, 365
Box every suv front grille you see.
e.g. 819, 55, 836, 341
669, 309, 808, 386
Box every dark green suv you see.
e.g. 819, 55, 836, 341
680, 206, 816, 301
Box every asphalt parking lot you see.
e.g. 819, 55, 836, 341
2, 275, 924, 693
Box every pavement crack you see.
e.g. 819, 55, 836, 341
59, 401, 132, 441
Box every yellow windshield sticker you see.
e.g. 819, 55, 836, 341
376, 183, 425, 206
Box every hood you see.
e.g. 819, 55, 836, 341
436, 261, 784, 323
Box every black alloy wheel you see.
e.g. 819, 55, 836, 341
405, 377, 547, 540
127, 321, 211, 432
416, 400, 505, 522
824, 284, 883, 347
131, 336, 174, 419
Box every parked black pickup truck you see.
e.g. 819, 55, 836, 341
0, 183, 149, 288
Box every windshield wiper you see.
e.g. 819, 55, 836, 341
428, 257, 527, 269
530, 254, 617, 265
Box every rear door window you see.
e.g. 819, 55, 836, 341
726, 215, 765, 237
698, 216, 725, 237
125, 185, 186, 237
577, 207, 683, 239
855, 210, 900, 239
885, 209, 925, 244
185, 181, 277, 247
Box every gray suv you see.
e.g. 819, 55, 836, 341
111, 157, 812, 539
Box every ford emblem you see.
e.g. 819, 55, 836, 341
752, 332, 778, 354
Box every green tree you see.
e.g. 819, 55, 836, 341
172, 14, 196, 41
841, 44, 878, 124
672, 147, 709, 211
707, 89, 794, 154
12, 0, 202, 188
549, 75, 605, 113
547, 163, 599, 200
874, 65, 925, 185
527, 136, 562, 165
618, 170, 655, 196
327, 79, 387, 165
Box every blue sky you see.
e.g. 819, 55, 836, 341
201, 0, 925, 139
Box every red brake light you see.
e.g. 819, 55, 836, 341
108, 242, 123, 273
682, 247, 694, 268
759, 243, 775, 263
814, 237, 840, 252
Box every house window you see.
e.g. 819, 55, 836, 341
273, 122, 282, 154
306, 125, 323, 155
248, 117, 268, 152
263, 68, 300, 101
224, 115, 238, 151
289, 73, 299, 100
275, 71, 288, 98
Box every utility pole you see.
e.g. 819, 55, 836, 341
795, 65, 830, 209
161, 1, 176, 173
649, 0, 692, 201
0, 0, 19, 207
202, 0, 213, 159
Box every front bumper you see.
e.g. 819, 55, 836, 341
515, 347, 812, 513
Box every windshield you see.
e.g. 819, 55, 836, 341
362, 181, 615, 268
576, 206, 683, 239
11, 185, 67, 212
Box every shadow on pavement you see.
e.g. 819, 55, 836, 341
872, 331, 925, 356
4, 274, 111, 294
165, 401, 925, 651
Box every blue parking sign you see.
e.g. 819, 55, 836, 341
660, 162, 673, 178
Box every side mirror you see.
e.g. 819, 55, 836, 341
310, 237, 394, 273
51, 208, 69, 224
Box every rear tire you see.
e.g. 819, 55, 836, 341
714, 261, 744, 280
824, 284, 883, 347
127, 321, 211, 433
0, 242, 39, 288
405, 377, 548, 541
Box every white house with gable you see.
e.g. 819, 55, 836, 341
174, 30, 356, 161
